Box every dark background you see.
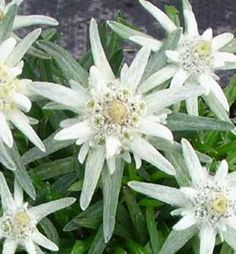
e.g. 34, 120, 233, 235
19, 0, 236, 58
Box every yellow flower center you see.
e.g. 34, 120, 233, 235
14, 211, 31, 228
196, 41, 212, 57
210, 194, 229, 215
107, 100, 128, 124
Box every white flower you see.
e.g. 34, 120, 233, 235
0, 172, 76, 254
108, 0, 236, 121
31, 18, 204, 211
129, 139, 236, 254
0, 32, 45, 152
0, 0, 58, 30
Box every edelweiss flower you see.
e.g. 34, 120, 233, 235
129, 139, 236, 254
108, 0, 236, 121
31, 19, 204, 210
0, 0, 58, 30
0, 32, 45, 152
0, 173, 76, 254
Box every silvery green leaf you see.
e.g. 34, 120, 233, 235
166, 113, 234, 131
159, 227, 197, 254
27, 45, 51, 59
143, 28, 181, 79
102, 159, 124, 243
219, 243, 233, 254
0, 140, 15, 170
30, 157, 75, 180
0, 4, 17, 43
37, 40, 89, 87
7, 144, 36, 199
22, 131, 74, 165
7, 28, 41, 66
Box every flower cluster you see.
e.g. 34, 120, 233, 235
0, 0, 234, 253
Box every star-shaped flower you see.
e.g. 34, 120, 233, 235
129, 139, 236, 254
0, 172, 76, 254
0, 0, 58, 30
0, 31, 46, 152
31, 18, 204, 211
108, 0, 236, 121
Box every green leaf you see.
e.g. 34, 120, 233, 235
146, 207, 162, 254
220, 243, 234, 254
224, 77, 236, 106
71, 238, 93, 254
7, 144, 36, 199
125, 239, 150, 254
102, 159, 124, 243
123, 188, 147, 243
30, 157, 75, 180
159, 227, 197, 254
167, 113, 234, 131
165, 5, 180, 27
37, 40, 89, 87
0, 4, 17, 43
88, 225, 107, 254
22, 131, 74, 165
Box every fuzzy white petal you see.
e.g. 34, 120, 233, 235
180, 187, 198, 202
0, 38, 17, 63
31, 82, 85, 110
212, 33, 234, 50
125, 47, 150, 91
128, 137, 175, 175
215, 52, 236, 63
24, 239, 37, 254
80, 149, 105, 210
107, 156, 116, 175
14, 179, 24, 207
201, 28, 213, 41
106, 135, 122, 159
166, 50, 180, 63
89, 65, 108, 95
55, 120, 93, 141
139, 0, 177, 33
29, 197, 75, 223
182, 0, 199, 36
2, 239, 17, 254
78, 142, 90, 164
170, 68, 188, 88
13, 15, 58, 30
10, 92, 32, 112
8, 110, 45, 152
32, 230, 59, 251
129, 181, 186, 207
181, 139, 208, 185
90, 19, 115, 82
173, 214, 197, 230
186, 96, 199, 116
215, 160, 228, 182
0, 112, 13, 147
139, 65, 177, 93
0, 172, 15, 211
129, 35, 161, 51
199, 226, 216, 254
138, 117, 173, 141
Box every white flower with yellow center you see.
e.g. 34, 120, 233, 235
108, 0, 236, 121
129, 139, 236, 254
31, 18, 205, 211
0, 33, 45, 152
0, 173, 76, 254
0, 0, 58, 30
